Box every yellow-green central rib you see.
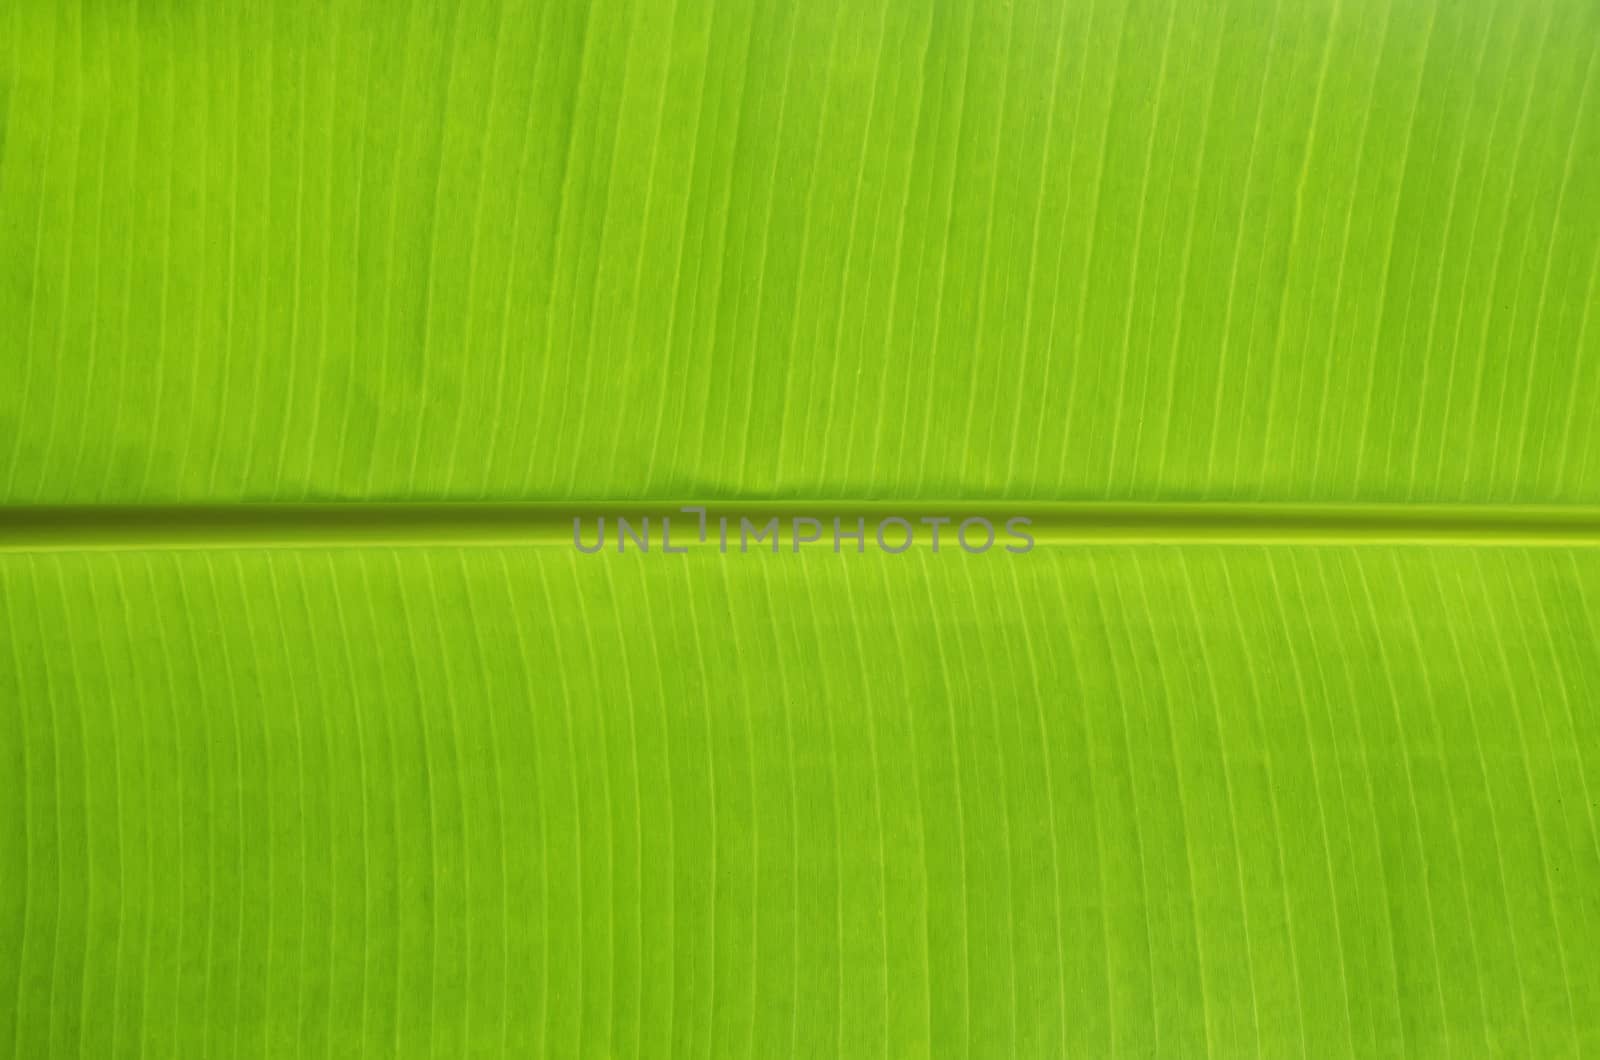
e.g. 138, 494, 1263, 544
5, 501, 1600, 551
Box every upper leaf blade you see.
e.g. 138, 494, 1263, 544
2, 0, 1596, 503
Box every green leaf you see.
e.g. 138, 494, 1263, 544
5, 546, 1600, 1056
4, 0, 1598, 504
2, 0, 1599, 1057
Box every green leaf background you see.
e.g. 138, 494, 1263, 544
2, 0, 1599, 1055
5, 0, 1599, 503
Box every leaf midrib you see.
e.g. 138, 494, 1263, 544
5, 501, 1600, 551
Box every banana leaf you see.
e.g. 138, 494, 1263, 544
2, 0, 1598, 1055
